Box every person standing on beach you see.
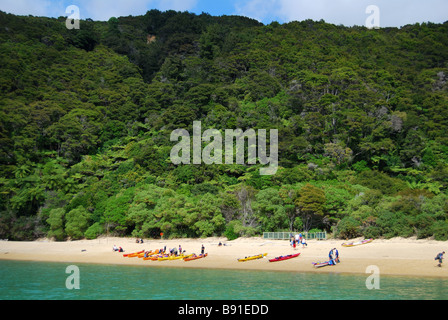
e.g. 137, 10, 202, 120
435, 251, 445, 267
329, 249, 335, 265
201, 244, 205, 255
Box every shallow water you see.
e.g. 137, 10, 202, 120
0, 260, 447, 300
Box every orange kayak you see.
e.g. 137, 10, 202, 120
123, 250, 144, 258
184, 253, 208, 261
147, 254, 169, 261
142, 250, 160, 260
138, 250, 157, 258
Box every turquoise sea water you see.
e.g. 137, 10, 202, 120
0, 260, 447, 300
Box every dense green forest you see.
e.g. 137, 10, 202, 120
1, 10, 448, 241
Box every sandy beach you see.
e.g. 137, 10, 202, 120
1, 237, 447, 278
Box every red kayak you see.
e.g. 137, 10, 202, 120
269, 253, 300, 262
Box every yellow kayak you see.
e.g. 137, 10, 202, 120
158, 256, 171, 261
238, 253, 268, 262
169, 254, 194, 260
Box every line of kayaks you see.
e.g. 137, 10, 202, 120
123, 250, 208, 261
123, 239, 374, 268
123, 250, 302, 263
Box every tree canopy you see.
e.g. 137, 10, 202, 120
1, 10, 448, 240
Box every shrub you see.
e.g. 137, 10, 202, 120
85, 222, 104, 240
224, 220, 257, 239
432, 220, 448, 241
362, 226, 381, 239
411, 213, 435, 239
355, 170, 407, 195
46, 208, 66, 241
375, 211, 413, 238
335, 217, 362, 239
65, 206, 91, 240
224, 221, 238, 240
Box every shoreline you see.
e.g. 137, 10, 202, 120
1, 237, 447, 278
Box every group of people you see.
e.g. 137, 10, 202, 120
290, 233, 307, 249
112, 245, 124, 252
140, 245, 189, 258
158, 244, 205, 257
169, 245, 185, 256
154, 245, 183, 256
113, 242, 206, 258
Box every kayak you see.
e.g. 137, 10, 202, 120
158, 256, 171, 261
128, 252, 145, 258
149, 254, 170, 261
269, 253, 300, 262
313, 261, 330, 268
138, 250, 156, 258
342, 239, 373, 247
143, 253, 168, 261
143, 256, 156, 261
123, 250, 144, 257
312, 260, 337, 268
169, 254, 194, 260
142, 250, 161, 260
184, 253, 208, 261
238, 253, 268, 262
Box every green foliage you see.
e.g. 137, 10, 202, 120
355, 170, 407, 195
65, 206, 91, 240
1, 11, 448, 241
46, 208, 65, 240
253, 187, 288, 231
295, 184, 326, 231
224, 222, 239, 240
375, 210, 414, 239
335, 216, 362, 239
85, 222, 104, 240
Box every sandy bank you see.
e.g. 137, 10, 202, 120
1, 237, 447, 278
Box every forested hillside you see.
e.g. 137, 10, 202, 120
1, 10, 448, 241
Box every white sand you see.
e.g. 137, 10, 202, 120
0, 237, 447, 278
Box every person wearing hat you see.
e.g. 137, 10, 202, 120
435, 251, 445, 267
